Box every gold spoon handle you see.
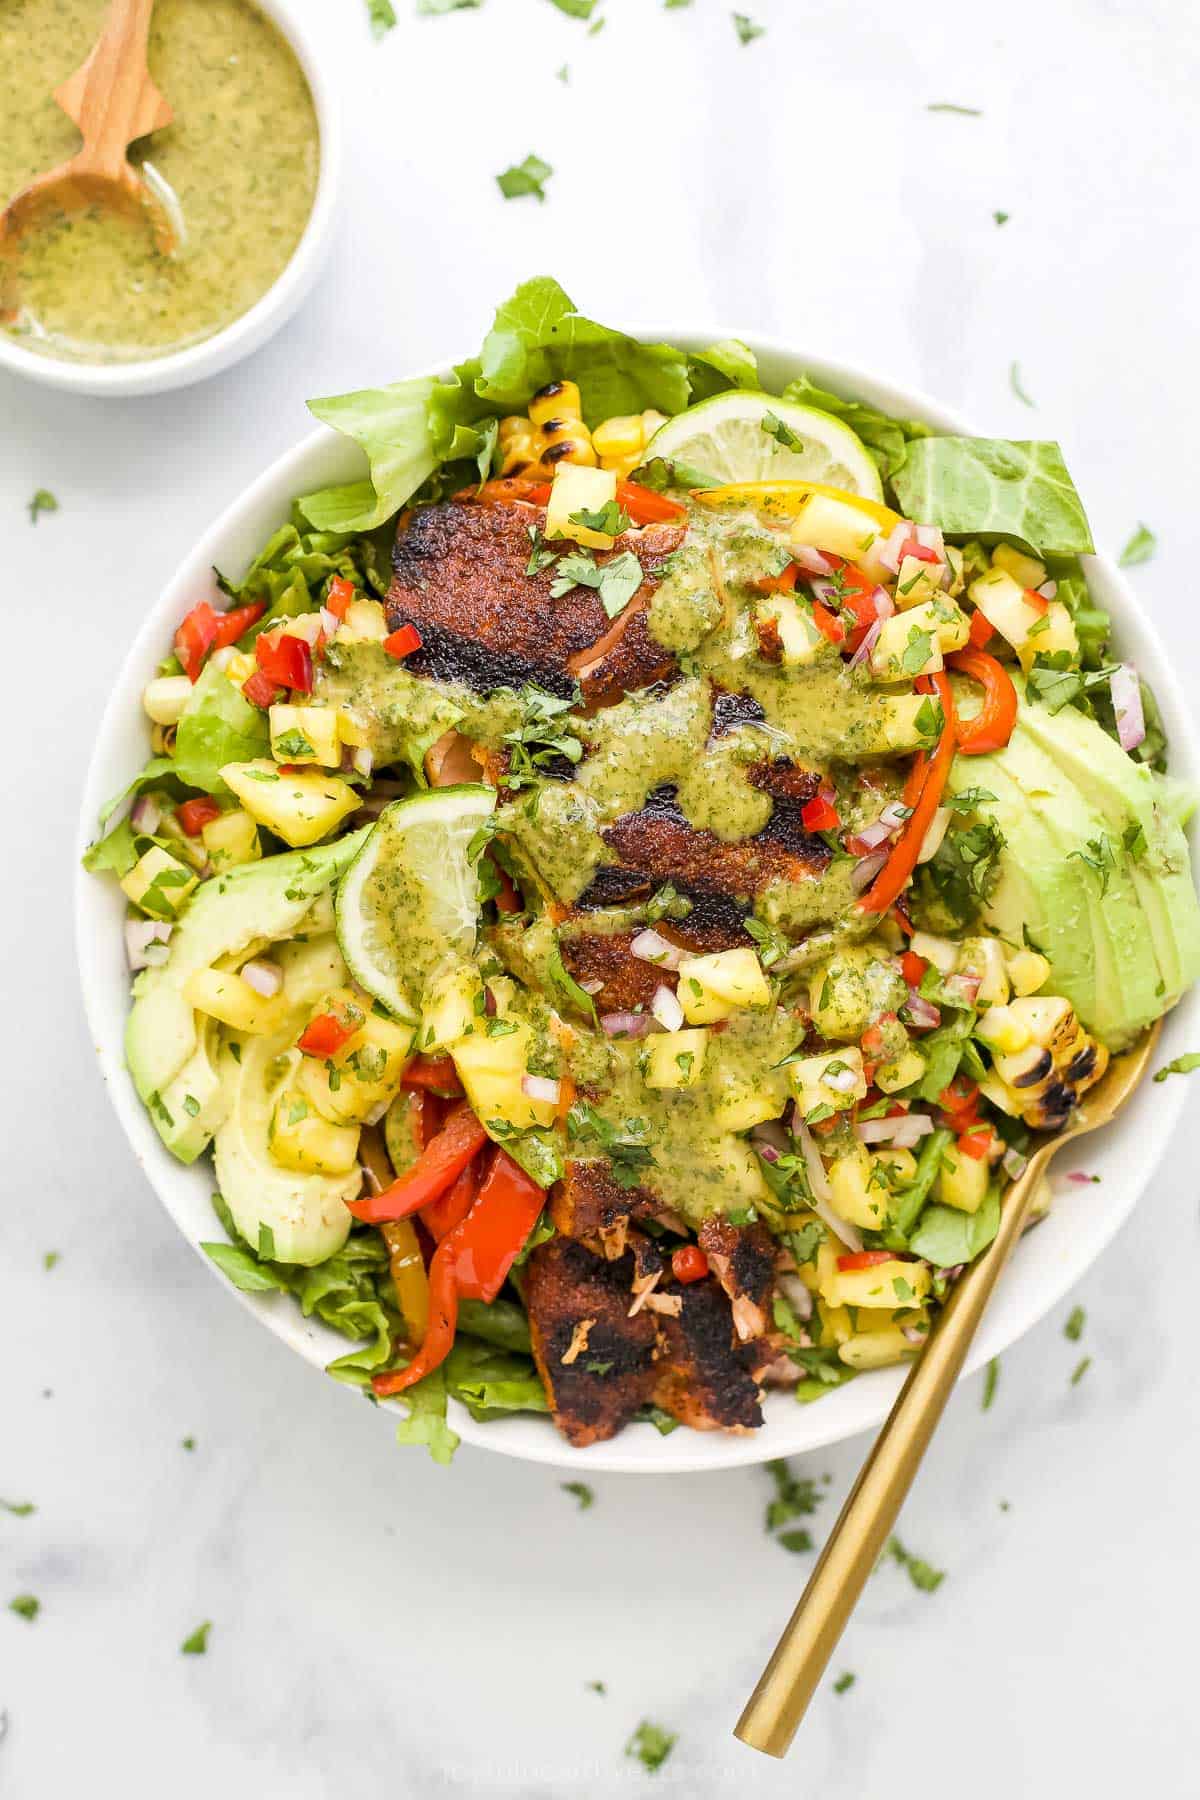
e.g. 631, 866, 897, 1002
735, 1144, 1050, 1758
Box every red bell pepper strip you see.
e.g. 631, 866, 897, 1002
752, 560, 799, 596
325, 575, 355, 620
858, 672, 958, 914
957, 1126, 994, 1160
899, 949, 929, 988
801, 791, 840, 833
671, 1245, 709, 1284
937, 1076, 980, 1128
255, 629, 314, 694
241, 670, 284, 710
384, 624, 423, 660
175, 603, 220, 683
211, 601, 266, 652
347, 1102, 487, 1224
615, 479, 687, 525
371, 1242, 460, 1398
811, 600, 846, 645
898, 538, 940, 565
420, 1152, 483, 1242
401, 1054, 464, 1096
947, 647, 1018, 755
452, 1149, 547, 1303
176, 797, 222, 837
967, 609, 995, 649
297, 1004, 361, 1059
836, 1249, 897, 1272
1024, 586, 1049, 616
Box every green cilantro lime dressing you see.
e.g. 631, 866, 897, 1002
0, 0, 318, 363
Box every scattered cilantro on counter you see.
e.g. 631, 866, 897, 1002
982, 1356, 1000, 1411
1, 1500, 35, 1518
1009, 361, 1035, 407
562, 1481, 594, 1510
28, 489, 58, 524
927, 102, 982, 115
993, 210, 1010, 225
10, 1596, 40, 1621
732, 13, 764, 44
365, 0, 396, 35
587, 1679, 607, 1694
833, 1671, 856, 1695
181, 1437, 196, 1451
546, 0, 596, 15
1119, 522, 1156, 567
419, 0, 483, 12
1070, 1356, 1092, 1387
625, 1720, 677, 1772
887, 1537, 945, 1593
765, 1459, 825, 1540
42, 1251, 59, 1271
777, 1528, 814, 1553
496, 155, 554, 202
1064, 1306, 1086, 1342
181, 1622, 211, 1655
1154, 1052, 1200, 1083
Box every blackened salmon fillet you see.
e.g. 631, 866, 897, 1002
523, 1235, 659, 1445
651, 1276, 772, 1432
386, 496, 683, 703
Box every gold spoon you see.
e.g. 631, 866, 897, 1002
0, 0, 174, 260
736, 1020, 1161, 1758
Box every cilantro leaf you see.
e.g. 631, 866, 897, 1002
10, 1594, 40, 1621
625, 1721, 677, 1772
761, 411, 804, 451
1118, 522, 1156, 568
1064, 1305, 1086, 1341
561, 1480, 594, 1509
28, 488, 58, 524
1154, 1052, 1200, 1083
927, 101, 982, 115
732, 11, 764, 43
181, 1621, 211, 1654
496, 155, 553, 202
887, 1536, 945, 1592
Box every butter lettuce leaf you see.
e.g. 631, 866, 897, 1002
173, 662, 269, 796
782, 374, 930, 482
688, 338, 760, 399
445, 1338, 549, 1420
892, 438, 1094, 555
393, 1365, 460, 1464
300, 379, 439, 533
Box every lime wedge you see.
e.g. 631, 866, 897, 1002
335, 785, 496, 1020
645, 390, 883, 502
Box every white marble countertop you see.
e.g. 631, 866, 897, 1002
3, 0, 1199, 1793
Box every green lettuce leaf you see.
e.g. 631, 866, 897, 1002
299, 379, 439, 533
891, 438, 1094, 554
393, 1365, 460, 1464
908, 1187, 1001, 1267
688, 339, 759, 399
456, 1296, 533, 1353
781, 374, 930, 481
173, 663, 269, 795
444, 1339, 549, 1420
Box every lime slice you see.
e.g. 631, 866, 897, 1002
335, 785, 496, 1020
646, 390, 883, 502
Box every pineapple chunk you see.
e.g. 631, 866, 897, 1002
872, 1146, 918, 1186
968, 567, 1045, 652
142, 674, 192, 726
296, 1010, 414, 1126
815, 1300, 854, 1346
121, 845, 198, 920
790, 492, 893, 583
336, 599, 389, 644
420, 964, 486, 1055
1020, 600, 1078, 670
991, 542, 1046, 590
910, 930, 958, 973
201, 809, 261, 871
451, 1016, 556, 1130
828, 1140, 888, 1230
1006, 948, 1050, 996
269, 1089, 360, 1174
220, 760, 358, 848
677, 947, 771, 1023
545, 464, 619, 547
870, 604, 943, 680
857, 692, 934, 755
753, 593, 825, 667
269, 704, 342, 769
874, 1047, 925, 1093
710, 1063, 789, 1132
787, 1046, 867, 1118
894, 555, 947, 610
642, 1028, 709, 1090
935, 1145, 991, 1213
275, 937, 349, 1010
960, 935, 1010, 1005
834, 1257, 931, 1310
839, 1324, 921, 1370
183, 967, 290, 1034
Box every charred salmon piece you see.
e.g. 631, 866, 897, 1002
569, 597, 678, 709
649, 1277, 770, 1433
555, 907, 756, 1015
524, 1236, 658, 1446
697, 1216, 777, 1342
386, 499, 683, 702
550, 1159, 677, 1262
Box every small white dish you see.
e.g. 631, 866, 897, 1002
0, 0, 340, 398
74, 333, 1200, 1472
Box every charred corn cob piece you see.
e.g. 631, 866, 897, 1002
982, 996, 1109, 1130
497, 379, 598, 478
593, 409, 668, 478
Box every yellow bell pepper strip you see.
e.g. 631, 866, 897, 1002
692, 479, 901, 529
359, 1126, 430, 1350
858, 672, 958, 915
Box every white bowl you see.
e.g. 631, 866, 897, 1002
0, 0, 340, 398
74, 332, 1200, 1472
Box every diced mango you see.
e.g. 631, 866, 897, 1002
753, 593, 825, 667
789, 491, 894, 583
935, 1146, 991, 1214
874, 1048, 926, 1093
420, 964, 486, 1055
991, 542, 1046, 590
120, 846, 198, 920
787, 1046, 867, 1118
201, 809, 261, 871
220, 760, 359, 848
833, 1257, 931, 1310
269, 1089, 361, 1175
968, 567, 1045, 652
1019, 600, 1078, 670
828, 1140, 888, 1230
451, 1016, 556, 1130
894, 555, 946, 610
183, 967, 291, 1034
545, 464, 619, 547
269, 704, 342, 769
676, 947, 771, 1023
641, 1028, 709, 1091
336, 599, 389, 644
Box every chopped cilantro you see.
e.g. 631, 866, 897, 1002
993, 210, 1010, 225
364, 0, 396, 35
645, 883, 692, 922
496, 154, 554, 202
742, 915, 788, 968
732, 12, 764, 43
1154, 1052, 1200, 1082
570, 500, 630, 537
1070, 1355, 1092, 1386
561, 1481, 594, 1510
927, 101, 982, 115
887, 1536, 944, 1593
525, 525, 560, 576
777, 1528, 814, 1553
42, 1251, 59, 1271
765, 1458, 825, 1533
182, 1094, 201, 1118
981, 1356, 1000, 1410
10, 1595, 39, 1621
272, 729, 315, 758
625, 1720, 677, 1772
550, 545, 643, 618
587, 1679, 607, 1693
485, 1016, 519, 1038
833, 1671, 856, 1694
181, 1437, 196, 1451
761, 412, 804, 451
1064, 1305, 1086, 1341
28, 489, 58, 524
181, 1621, 211, 1655
1118, 522, 1156, 568
545, 0, 596, 14
0, 1499, 35, 1517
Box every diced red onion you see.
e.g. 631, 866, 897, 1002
1058, 1169, 1098, 1188
600, 1011, 653, 1039
630, 927, 683, 970
824, 1063, 860, 1094
914, 524, 946, 557
241, 959, 283, 998
578, 977, 605, 996
877, 521, 913, 574
756, 1141, 781, 1164
846, 817, 895, 855
848, 618, 882, 668
791, 544, 833, 576
483, 986, 497, 1017
1110, 664, 1145, 752
1002, 1146, 1028, 1180
872, 585, 895, 620
916, 805, 952, 865
942, 970, 981, 1005
850, 848, 889, 893
651, 984, 685, 1032
901, 1324, 927, 1345
778, 1271, 814, 1319
125, 919, 172, 971
352, 747, 374, 780
210, 645, 236, 673
808, 576, 840, 610
904, 990, 942, 1031
879, 800, 911, 832
320, 607, 340, 639
751, 1118, 789, 1153
521, 1074, 561, 1105
1036, 579, 1057, 600
856, 1113, 934, 1147
130, 794, 161, 835
791, 1113, 865, 1250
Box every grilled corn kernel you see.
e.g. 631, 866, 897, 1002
498, 415, 542, 476
529, 379, 584, 428
976, 1004, 1033, 1056
593, 409, 667, 477
142, 675, 192, 726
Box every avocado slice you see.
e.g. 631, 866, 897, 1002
211, 1028, 360, 1266
126, 830, 368, 1162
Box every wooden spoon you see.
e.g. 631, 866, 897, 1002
0, 0, 174, 256
735, 1019, 1161, 1758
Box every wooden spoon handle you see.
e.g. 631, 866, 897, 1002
734, 1142, 1052, 1758
53, 0, 172, 177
